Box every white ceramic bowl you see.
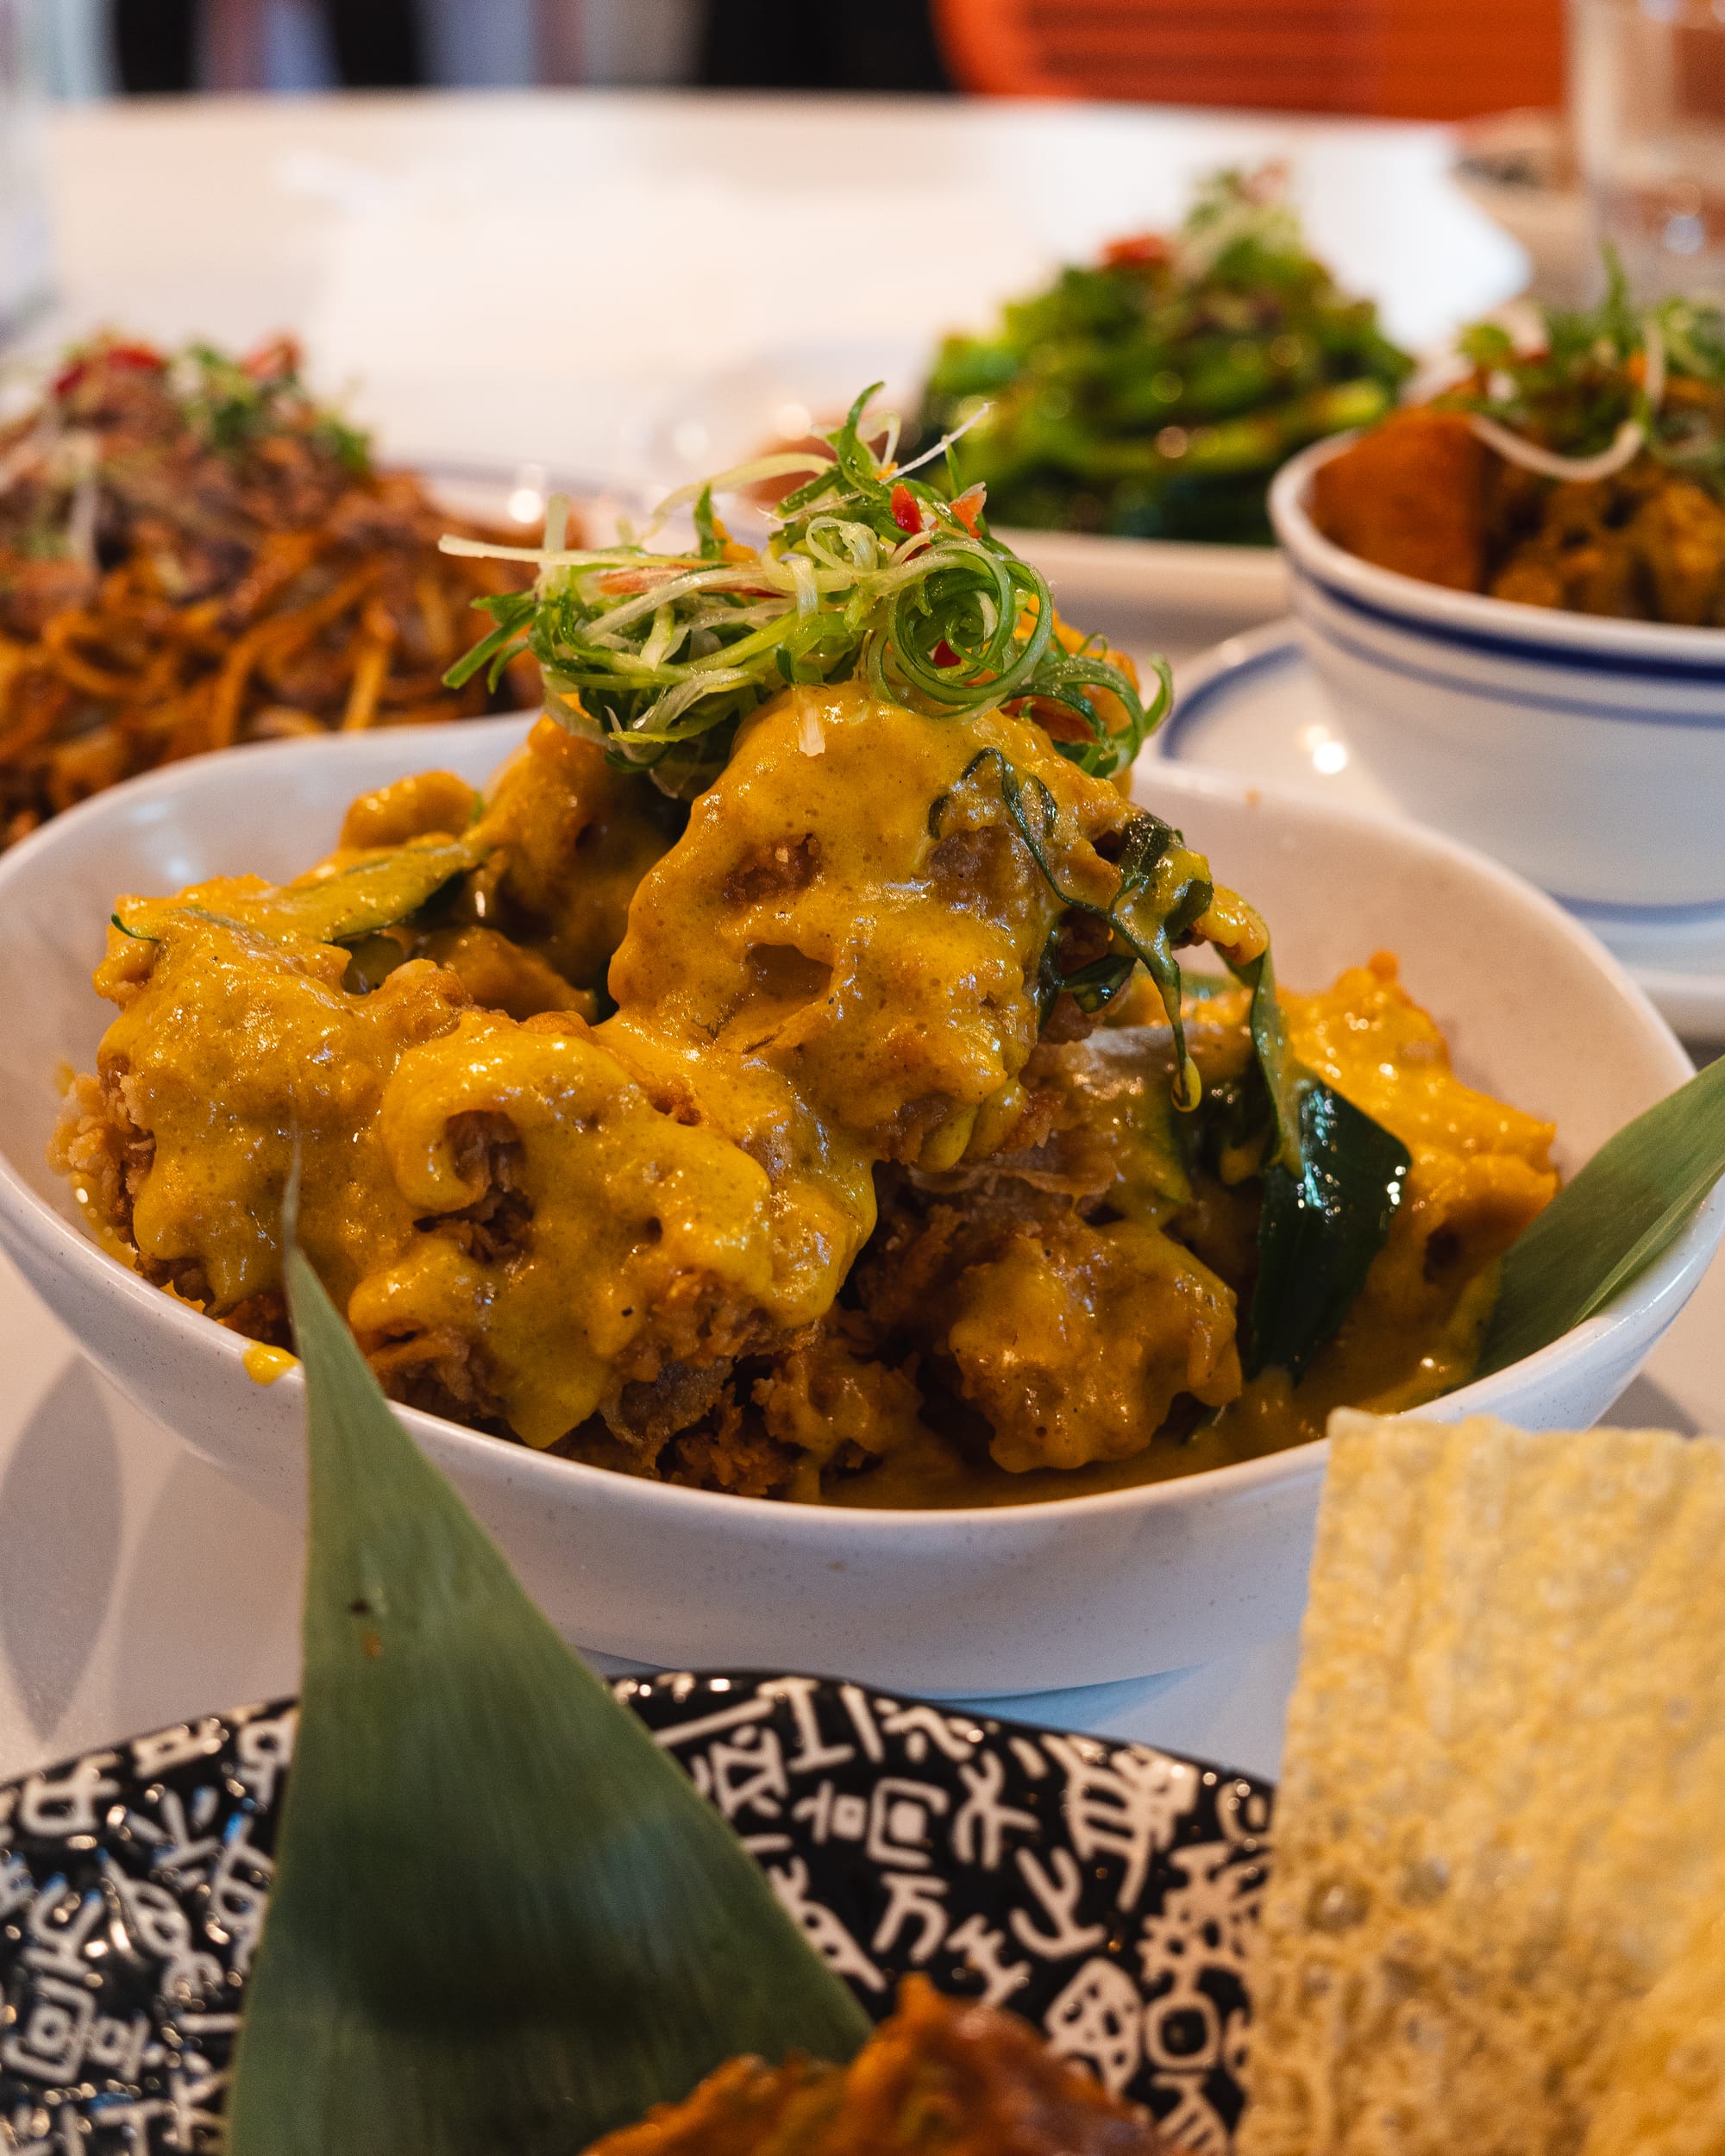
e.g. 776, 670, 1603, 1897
0, 719, 1716, 1696
1270, 436, 1725, 917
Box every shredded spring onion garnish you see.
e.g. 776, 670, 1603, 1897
1465, 412, 1647, 481
1446, 275, 1725, 488
442, 386, 1167, 798
1467, 310, 1667, 480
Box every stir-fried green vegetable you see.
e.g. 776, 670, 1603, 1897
444, 390, 1163, 801
915, 169, 1412, 545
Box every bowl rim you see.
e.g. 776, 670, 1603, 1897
0, 718, 1716, 1542
1270, 434, 1725, 675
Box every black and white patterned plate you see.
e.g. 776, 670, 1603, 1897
0, 1675, 1274, 2155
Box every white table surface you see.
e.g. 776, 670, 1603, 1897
3, 89, 1709, 1791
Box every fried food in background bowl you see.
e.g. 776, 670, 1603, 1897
0, 405, 1715, 1693
1270, 279, 1725, 910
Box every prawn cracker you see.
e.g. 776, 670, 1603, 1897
1579, 1886, 1725, 2156
1239, 1409, 1725, 2156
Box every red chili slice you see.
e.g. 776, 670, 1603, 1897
53, 342, 165, 398
1102, 232, 1171, 270
950, 486, 987, 535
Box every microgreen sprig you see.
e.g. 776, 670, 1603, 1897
442, 387, 1164, 798
1446, 255, 1725, 486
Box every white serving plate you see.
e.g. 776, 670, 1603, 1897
1164, 623, 1725, 1043
0, 718, 1715, 1698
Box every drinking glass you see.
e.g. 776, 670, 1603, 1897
1571, 0, 1725, 297
0, 0, 51, 340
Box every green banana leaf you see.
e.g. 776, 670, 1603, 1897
1478, 1052, 1725, 1377
115, 835, 486, 950
226, 1249, 869, 2156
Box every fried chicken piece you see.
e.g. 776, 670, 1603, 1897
860, 1175, 1239, 1474
750, 1309, 928, 1498
478, 718, 679, 988
338, 768, 480, 849
606, 681, 1129, 1163
1630, 475, 1725, 625
413, 925, 593, 1023
584, 1977, 1169, 2155
1490, 476, 1649, 618
59, 686, 1146, 1456
49, 908, 471, 1313
352, 1007, 785, 1447
1310, 408, 1490, 591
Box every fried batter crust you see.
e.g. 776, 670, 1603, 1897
58, 685, 1145, 1451
583, 1977, 1168, 2156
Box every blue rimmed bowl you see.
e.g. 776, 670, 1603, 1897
1270, 435, 1725, 915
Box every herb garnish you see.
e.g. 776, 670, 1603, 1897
443, 388, 1165, 799
1441, 255, 1725, 486
930, 747, 1214, 1109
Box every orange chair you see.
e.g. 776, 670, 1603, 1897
932, 0, 1564, 121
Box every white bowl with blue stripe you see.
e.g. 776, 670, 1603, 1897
1270, 436, 1725, 912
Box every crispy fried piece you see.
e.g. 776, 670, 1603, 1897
1322, 395, 1725, 627
1489, 474, 1649, 618
1490, 466, 1725, 624
1634, 473, 1725, 624
1309, 409, 1490, 591
474, 718, 679, 988
751, 1309, 928, 1498
51, 1067, 151, 1244
606, 682, 1129, 1163
661, 1402, 801, 1501
584, 2051, 845, 2155
62, 686, 1144, 1456
50, 913, 470, 1313
338, 768, 479, 849
584, 1977, 1167, 2155
414, 926, 593, 1023
1242, 1413, 1725, 2156
352, 1008, 784, 1447
860, 1176, 1239, 1475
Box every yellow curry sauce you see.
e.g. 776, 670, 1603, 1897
52, 686, 1556, 1507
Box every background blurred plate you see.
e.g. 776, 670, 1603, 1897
0, 1674, 1272, 2152
1161, 624, 1725, 1040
